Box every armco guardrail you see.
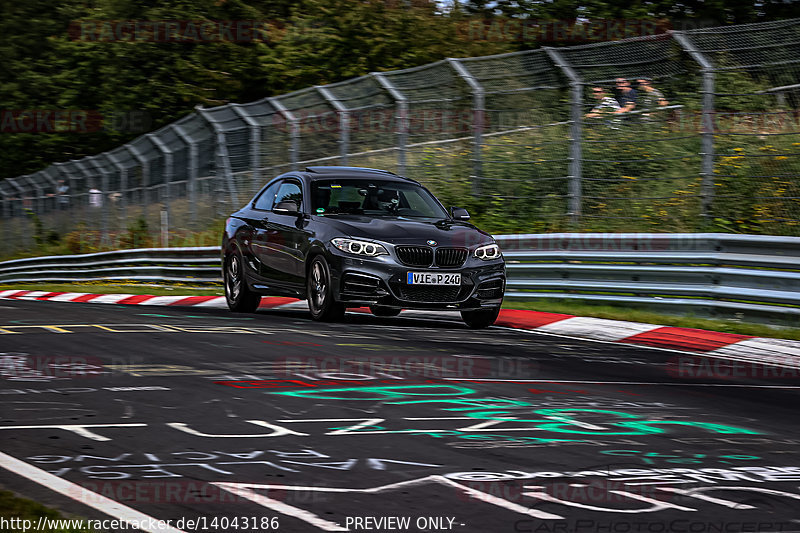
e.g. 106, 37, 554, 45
497, 233, 800, 319
0, 247, 220, 284
2, 234, 799, 320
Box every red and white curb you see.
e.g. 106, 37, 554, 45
2, 289, 799, 368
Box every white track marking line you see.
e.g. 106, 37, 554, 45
0, 451, 186, 533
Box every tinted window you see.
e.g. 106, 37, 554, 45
274, 181, 303, 210
253, 181, 280, 210
311, 179, 447, 219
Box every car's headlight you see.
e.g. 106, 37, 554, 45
331, 238, 388, 257
474, 243, 501, 260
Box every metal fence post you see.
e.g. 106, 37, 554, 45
448, 58, 485, 197
373, 72, 408, 175
195, 108, 239, 215
673, 32, 716, 224
22, 176, 43, 216
106, 153, 128, 236
231, 105, 262, 192
7, 178, 29, 248
0, 193, 7, 256
86, 158, 112, 247
126, 143, 149, 226
148, 133, 173, 245
268, 98, 300, 171
544, 47, 583, 226
316, 85, 350, 165
53, 163, 75, 233
171, 122, 198, 230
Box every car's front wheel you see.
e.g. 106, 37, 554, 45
307, 255, 345, 321
224, 248, 261, 312
461, 306, 500, 329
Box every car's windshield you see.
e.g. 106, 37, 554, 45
311, 179, 448, 219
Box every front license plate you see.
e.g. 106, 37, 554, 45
407, 272, 462, 285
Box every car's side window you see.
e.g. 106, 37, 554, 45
274, 181, 303, 211
253, 181, 280, 211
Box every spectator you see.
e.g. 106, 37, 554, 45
586, 86, 621, 119
637, 78, 669, 111
614, 78, 637, 114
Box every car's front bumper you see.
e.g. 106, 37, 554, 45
328, 250, 505, 311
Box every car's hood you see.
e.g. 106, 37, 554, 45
319, 215, 494, 247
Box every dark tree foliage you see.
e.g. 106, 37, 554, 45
0, 0, 794, 180
0, 0, 510, 180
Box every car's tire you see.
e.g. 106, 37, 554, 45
307, 255, 345, 321
369, 305, 401, 317
461, 306, 500, 329
224, 247, 261, 313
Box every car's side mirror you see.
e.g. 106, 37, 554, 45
273, 201, 300, 215
450, 207, 470, 221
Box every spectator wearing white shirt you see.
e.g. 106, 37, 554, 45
586, 87, 621, 118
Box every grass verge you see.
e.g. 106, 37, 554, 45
0, 489, 94, 532
2, 282, 799, 340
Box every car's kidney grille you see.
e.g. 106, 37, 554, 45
435, 247, 468, 267
396, 246, 433, 267
398, 285, 461, 303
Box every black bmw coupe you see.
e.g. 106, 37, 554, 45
221, 166, 505, 328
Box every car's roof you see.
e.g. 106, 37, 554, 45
299, 166, 419, 184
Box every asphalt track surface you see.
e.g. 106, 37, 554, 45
1, 299, 800, 533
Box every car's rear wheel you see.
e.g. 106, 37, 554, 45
224, 248, 261, 312
307, 256, 345, 321
369, 305, 401, 317
461, 306, 500, 329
